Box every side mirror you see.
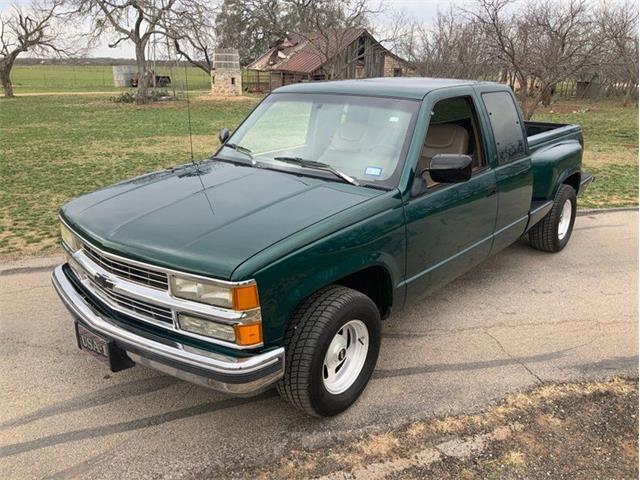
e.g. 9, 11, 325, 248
429, 154, 473, 183
219, 127, 230, 144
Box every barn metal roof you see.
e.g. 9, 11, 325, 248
247, 28, 396, 75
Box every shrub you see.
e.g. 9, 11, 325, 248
110, 89, 173, 103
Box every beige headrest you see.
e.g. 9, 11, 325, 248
425, 124, 469, 152
329, 107, 370, 151
419, 124, 469, 172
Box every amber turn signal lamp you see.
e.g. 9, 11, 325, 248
233, 284, 260, 311
234, 322, 262, 346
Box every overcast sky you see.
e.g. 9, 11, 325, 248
0, 0, 447, 58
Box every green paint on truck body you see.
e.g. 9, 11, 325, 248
60, 78, 585, 355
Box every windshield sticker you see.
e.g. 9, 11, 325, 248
365, 167, 382, 177
388, 116, 399, 123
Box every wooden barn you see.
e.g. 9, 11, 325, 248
245, 27, 413, 92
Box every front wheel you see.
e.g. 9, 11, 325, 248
277, 285, 381, 417
529, 184, 577, 253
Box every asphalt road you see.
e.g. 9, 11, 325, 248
1, 210, 638, 480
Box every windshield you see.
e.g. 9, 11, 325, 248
217, 93, 420, 187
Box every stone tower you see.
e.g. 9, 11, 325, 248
211, 48, 242, 96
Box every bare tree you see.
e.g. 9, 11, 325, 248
595, 0, 638, 106
465, 0, 539, 117
165, 1, 217, 75
399, 9, 497, 80
215, 0, 282, 65
75, 0, 189, 103
0, 0, 70, 97
467, 0, 603, 118
526, 0, 601, 108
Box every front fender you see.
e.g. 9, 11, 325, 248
233, 192, 406, 348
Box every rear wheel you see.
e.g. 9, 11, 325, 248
529, 184, 577, 253
277, 285, 381, 417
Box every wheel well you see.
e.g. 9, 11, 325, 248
563, 172, 581, 193
335, 266, 393, 319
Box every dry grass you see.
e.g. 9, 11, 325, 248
237, 377, 638, 480
355, 432, 400, 456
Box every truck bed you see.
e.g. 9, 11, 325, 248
525, 121, 571, 137
525, 121, 582, 153
525, 121, 584, 202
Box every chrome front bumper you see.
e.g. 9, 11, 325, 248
52, 265, 285, 396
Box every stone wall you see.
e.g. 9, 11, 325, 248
383, 55, 412, 77
211, 69, 242, 96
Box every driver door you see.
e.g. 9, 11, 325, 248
403, 89, 498, 302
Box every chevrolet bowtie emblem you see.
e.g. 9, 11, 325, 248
94, 273, 115, 290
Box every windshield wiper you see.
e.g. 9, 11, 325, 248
273, 156, 360, 186
224, 143, 255, 163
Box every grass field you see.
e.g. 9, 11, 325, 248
0, 93, 637, 256
535, 100, 638, 209
10, 65, 212, 93
0, 93, 257, 254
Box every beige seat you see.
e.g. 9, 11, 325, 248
417, 124, 470, 175
325, 108, 370, 154
318, 107, 371, 174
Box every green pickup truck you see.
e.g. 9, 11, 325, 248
53, 78, 593, 416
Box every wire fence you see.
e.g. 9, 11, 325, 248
10, 65, 212, 93
11, 64, 638, 101
554, 78, 639, 99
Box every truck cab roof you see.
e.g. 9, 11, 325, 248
273, 77, 505, 100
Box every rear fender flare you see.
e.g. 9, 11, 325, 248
531, 140, 582, 201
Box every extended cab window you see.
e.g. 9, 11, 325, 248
418, 96, 486, 188
481, 92, 526, 165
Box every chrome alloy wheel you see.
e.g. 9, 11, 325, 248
557, 199, 572, 240
322, 319, 369, 394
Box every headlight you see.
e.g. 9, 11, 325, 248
60, 221, 82, 252
170, 275, 260, 311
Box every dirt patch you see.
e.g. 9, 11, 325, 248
0, 244, 61, 264
13, 91, 117, 97
81, 135, 215, 157
583, 149, 638, 167
218, 377, 638, 479
195, 93, 262, 102
536, 99, 629, 115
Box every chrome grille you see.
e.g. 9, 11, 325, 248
87, 277, 174, 325
82, 243, 168, 290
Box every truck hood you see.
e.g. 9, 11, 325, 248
61, 161, 380, 279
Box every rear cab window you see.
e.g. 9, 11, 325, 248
481, 92, 526, 165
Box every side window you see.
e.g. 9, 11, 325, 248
417, 96, 486, 189
481, 92, 526, 165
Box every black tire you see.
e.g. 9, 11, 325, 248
529, 184, 577, 253
277, 285, 381, 417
